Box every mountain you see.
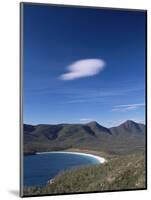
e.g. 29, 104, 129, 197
23, 120, 145, 154
110, 120, 145, 137
86, 121, 112, 135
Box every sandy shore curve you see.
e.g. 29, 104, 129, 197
36, 151, 106, 164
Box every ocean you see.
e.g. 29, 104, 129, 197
24, 152, 101, 187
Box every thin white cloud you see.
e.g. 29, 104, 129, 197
80, 118, 94, 122
59, 58, 106, 80
112, 103, 145, 112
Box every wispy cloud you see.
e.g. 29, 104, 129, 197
25, 82, 144, 106
61, 97, 104, 104
59, 87, 144, 104
112, 103, 145, 112
80, 118, 95, 122
59, 58, 106, 80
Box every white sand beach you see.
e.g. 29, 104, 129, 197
36, 151, 106, 164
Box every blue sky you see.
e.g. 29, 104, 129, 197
23, 4, 146, 127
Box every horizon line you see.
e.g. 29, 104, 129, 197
23, 119, 145, 128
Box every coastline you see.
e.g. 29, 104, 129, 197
36, 151, 106, 164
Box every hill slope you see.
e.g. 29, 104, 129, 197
23, 120, 145, 154
23, 152, 146, 196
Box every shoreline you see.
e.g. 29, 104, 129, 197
36, 151, 106, 164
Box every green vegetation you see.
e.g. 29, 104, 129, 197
24, 120, 145, 155
23, 120, 146, 196
23, 152, 146, 196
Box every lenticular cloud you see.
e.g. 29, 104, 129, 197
59, 58, 106, 80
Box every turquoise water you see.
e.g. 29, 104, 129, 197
24, 152, 100, 187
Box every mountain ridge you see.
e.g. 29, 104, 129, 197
24, 120, 145, 129
23, 120, 145, 155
